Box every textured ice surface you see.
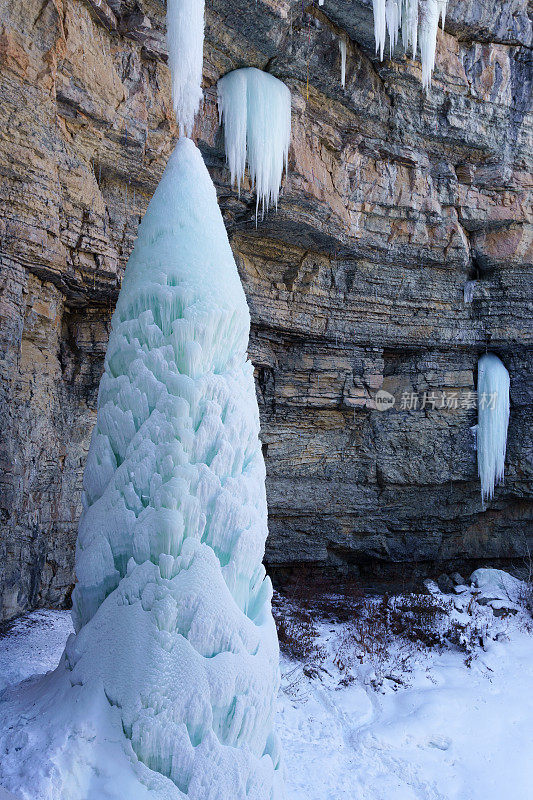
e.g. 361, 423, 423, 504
217, 68, 291, 219
477, 353, 510, 503
372, 0, 446, 89
167, 0, 205, 136
0, 138, 283, 800
0, 788, 20, 800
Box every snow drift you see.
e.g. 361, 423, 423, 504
477, 353, 510, 503
217, 68, 291, 219
0, 138, 283, 800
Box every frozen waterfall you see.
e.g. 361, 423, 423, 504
0, 139, 284, 800
166, 0, 205, 136
477, 353, 510, 504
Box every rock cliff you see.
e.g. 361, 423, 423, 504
0, 0, 531, 619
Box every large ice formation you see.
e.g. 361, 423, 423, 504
477, 353, 510, 503
167, 0, 205, 136
0, 138, 283, 800
217, 68, 291, 219
372, 0, 447, 89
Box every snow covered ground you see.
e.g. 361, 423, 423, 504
1, 572, 532, 800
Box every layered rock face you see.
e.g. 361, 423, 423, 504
1, 0, 531, 619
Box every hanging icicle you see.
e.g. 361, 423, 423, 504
339, 37, 347, 88
419, 0, 441, 91
166, 0, 205, 136
217, 67, 291, 220
372, 0, 387, 61
370, 0, 447, 90
402, 0, 419, 58
385, 0, 400, 57
476, 353, 510, 503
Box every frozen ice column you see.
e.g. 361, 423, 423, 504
0, 138, 283, 800
72, 136, 284, 796
477, 353, 510, 504
167, 0, 205, 136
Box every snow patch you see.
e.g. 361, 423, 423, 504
0, 788, 21, 800
4, 572, 533, 800
471, 568, 522, 607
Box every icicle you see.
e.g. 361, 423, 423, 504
289, 8, 293, 54
477, 353, 510, 503
217, 68, 291, 221
464, 280, 476, 303
339, 38, 347, 88
401, 0, 419, 58
166, 0, 205, 136
438, 0, 447, 27
419, 0, 441, 91
385, 0, 400, 57
373, 0, 387, 60
306, 12, 311, 101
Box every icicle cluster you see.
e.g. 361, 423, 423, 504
217, 68, 291, 219
477, 353, 510, 504
372, 0, 447, 90
0, 139, 284, 800
166, 0, 205, 136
